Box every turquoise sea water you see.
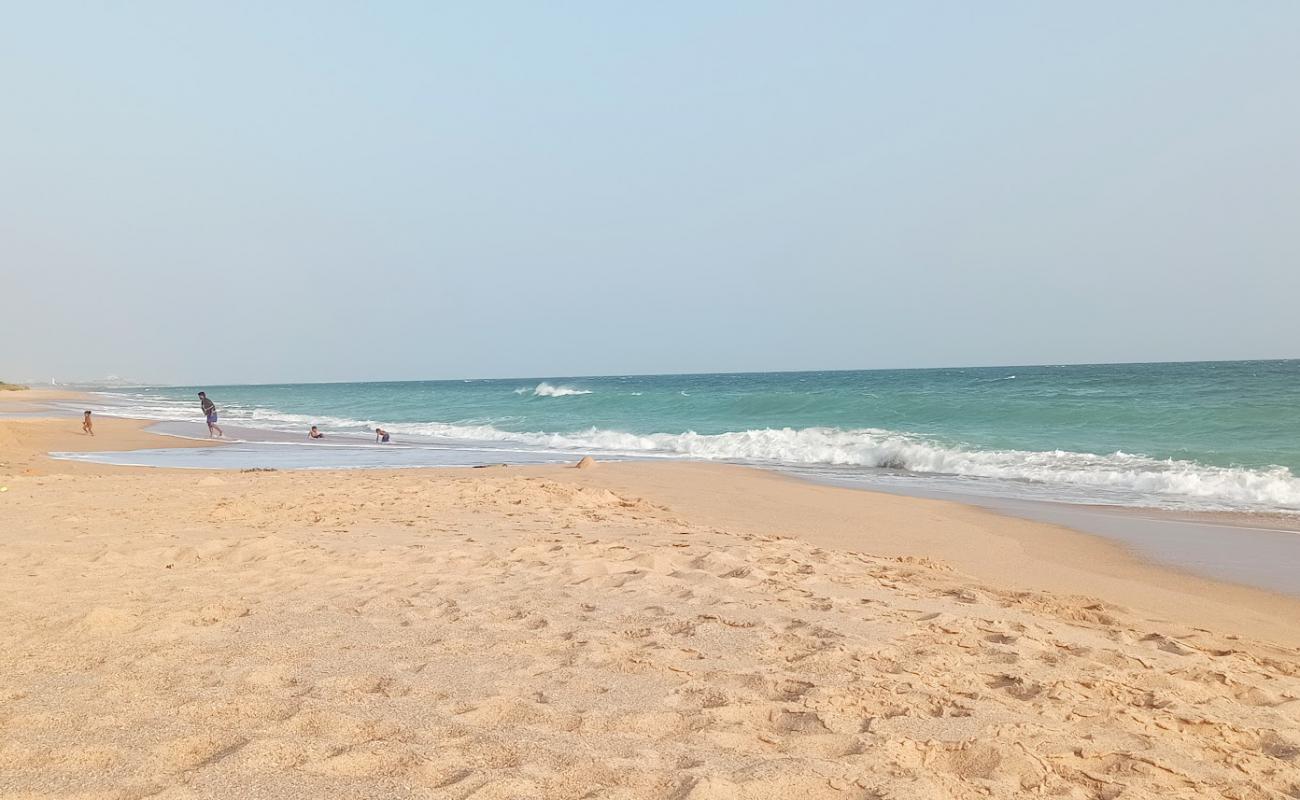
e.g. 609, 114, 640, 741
82, 360, 1300, 512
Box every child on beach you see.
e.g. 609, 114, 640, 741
375, 427, 390, 443
309, 426, 324, 439
82, 410, 94, 436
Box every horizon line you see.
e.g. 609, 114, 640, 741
53, 355, 1300, 390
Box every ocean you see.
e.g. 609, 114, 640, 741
74, 360, 1300, 514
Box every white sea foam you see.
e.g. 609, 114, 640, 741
530, 382, 592, 397
379, 423, 1300, 510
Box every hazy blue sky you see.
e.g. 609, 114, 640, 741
3, 2, 1298, 385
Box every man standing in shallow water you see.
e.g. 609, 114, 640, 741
198, 392, 223, 438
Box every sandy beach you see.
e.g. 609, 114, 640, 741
2, 403, 1299, 799
11, 2, 1300, 795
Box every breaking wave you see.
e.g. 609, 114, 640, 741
380, 423, 1300, 511
521, 382, 592, 398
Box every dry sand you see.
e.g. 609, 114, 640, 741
1, 412, 1299, 799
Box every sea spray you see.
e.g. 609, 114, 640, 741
525, 382, 592, 397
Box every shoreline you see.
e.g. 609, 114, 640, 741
21, 390, 1300, 601
62, 379, 1300, 517
30, 388, 1300, 535
4, 394, 1299, 646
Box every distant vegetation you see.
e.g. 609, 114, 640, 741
0, 382, 29, 391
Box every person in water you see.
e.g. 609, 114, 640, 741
198, 391, 223, 438
309, 426, 324, 439
375, 427, 390, 443
82, 410, 94, 436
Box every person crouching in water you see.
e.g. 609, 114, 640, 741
309, 425, 324, 439
375, 427, 390, 443
82, 410, 94, 436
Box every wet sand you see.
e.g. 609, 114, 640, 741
972, 497, 1300, 597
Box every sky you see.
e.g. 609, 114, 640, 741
2, 2, 1298, 385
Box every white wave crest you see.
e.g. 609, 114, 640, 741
530, 382, 592, 397
384, 423, 1300, 510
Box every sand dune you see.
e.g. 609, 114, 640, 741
1, 419, 1299, 798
